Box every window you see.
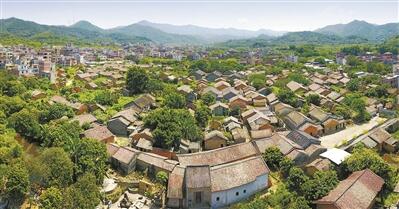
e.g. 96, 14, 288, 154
221, 144, 224, 147
216, 197, 220, 201
236, 192, 239, 196
243, 190, 246, 194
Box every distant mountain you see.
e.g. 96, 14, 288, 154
273, 31, 368, 44
218, 31, 369, 47
316, 20, 399, 42
0, 18, 150, 46
0, 18, 206, 45
1, 18, 397, 47
108, 23, 203, 45
136, 20, 286, 42
217, 34, 273, 48
70, 20, 104, 32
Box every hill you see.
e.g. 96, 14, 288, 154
218, 31, 369, 48
273, 31, 368, 44
217, 34, 273, 48
1, 18, 396, 47
137, 20, 286, 42
0, 18, 149, 46
316, 20, 399, 42
70, 20, 105, 33
108, 23, 203, 45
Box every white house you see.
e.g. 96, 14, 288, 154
168, 143, 270, 208
210, 156, 269, 208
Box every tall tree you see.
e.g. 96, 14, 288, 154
262, 147, 284, 171
126, 67, 149, 95
40, 103, 74, 123
286, 167, 309, 193
39, 147, 74, 188
144, 108, 202, 149
8, 108, 41, 141
195, 105, 211, 128
164, 92, 186, 109
342, 145, 397, 189
301, 170, 338, 201
0, 162, 30, 201
64, 173, 101, 209
41, 120, 81, 149
201, 92, 216, 106
39, 187, 64, 209
73, 138, 107, 184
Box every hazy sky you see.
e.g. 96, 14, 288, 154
1, 0, 398, 31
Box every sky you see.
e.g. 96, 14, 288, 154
1, 0, 398, 31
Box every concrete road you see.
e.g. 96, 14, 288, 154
320, 116, 386, 148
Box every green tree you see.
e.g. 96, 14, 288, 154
279, 157, 295, 178
4, 80, 27, 97
346, 55, 361, 66
73, 138, 107, 183
305, 94, 321, 106
0, 162, 30, 201
277, 89, 298, 107
41, 120, 82, 149
347, 79, 360, 91
301, 170, 338, 201
156, 171, 169, 186
248, 73, 266, 90
144, 108, 202, 149
0, 96, 26, 116
40, 103, 74, 123
39, 147, 74, 188
195, 105, 211, 128
343, 94, 370, 123
95, 90, 120, 106
286, 167, 309, 193
366, 61, 391, 75
8, 108, 41, 141
334, 105, 351, 119
365, 84, 389, 98
290, 196, 311, 209
341, 46, 363, 56
262, 147, 284, 171
314, 57, 326, 65
126, 67, 149, 95
64, 173, 101, 209
341, 146, 397, 189
164, 92, 186, 109
190, 60, 209, 71
0, 133, 23, 164
201, 92, 216, 106
147, 79, 165, 94
287, 72, 310, 85
39, 187, 64, 209
266, 184, 311, 209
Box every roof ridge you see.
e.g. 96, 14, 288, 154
210, 155, 262, 170
177, 141, 254, 157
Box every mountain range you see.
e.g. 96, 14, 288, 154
0, 18, 398, 46
316, 20, 399, 42
135, 20, 286, 42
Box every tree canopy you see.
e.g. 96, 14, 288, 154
126, 66, 149, 95
144, 108, 202, 149
72, 138, 108, 184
